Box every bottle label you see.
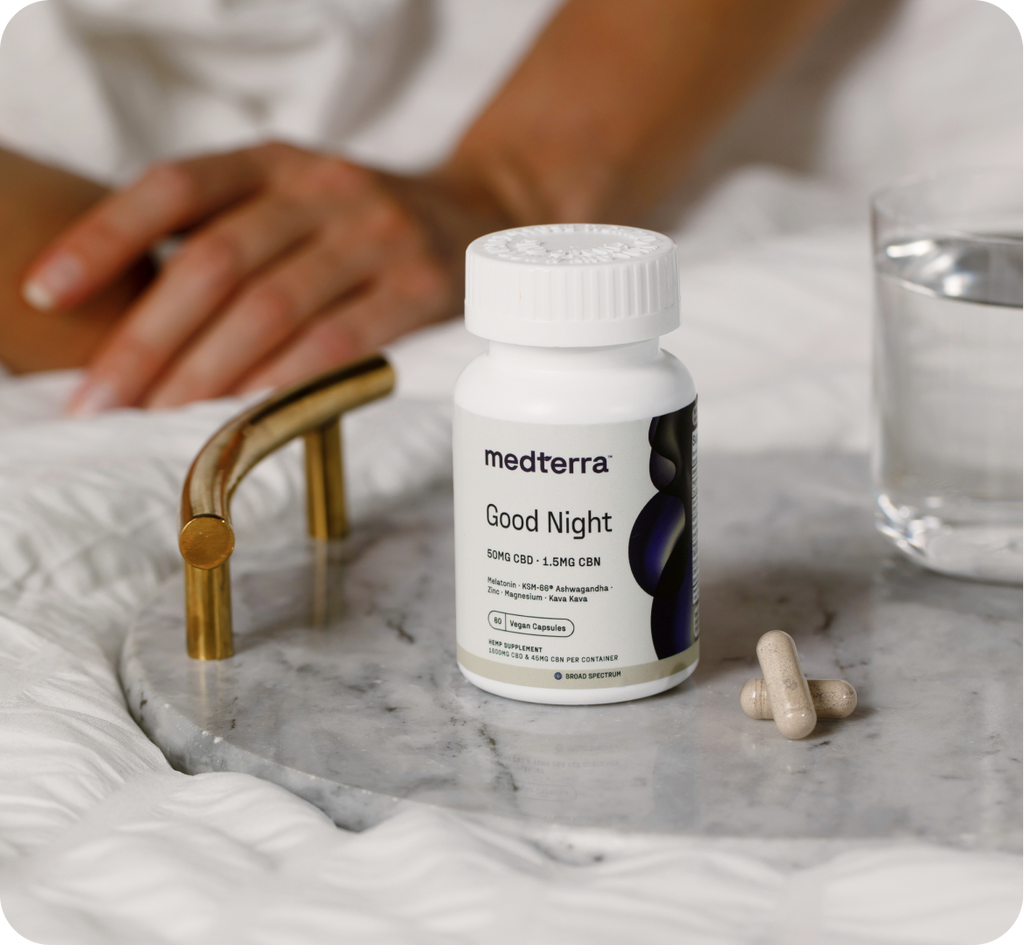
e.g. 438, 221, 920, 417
453, 400, 698, 690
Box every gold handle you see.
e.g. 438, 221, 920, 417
178, 355, 395, 659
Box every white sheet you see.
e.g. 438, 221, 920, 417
0, 1, 1021, 942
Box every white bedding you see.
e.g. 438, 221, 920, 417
0, 1, 1021, 942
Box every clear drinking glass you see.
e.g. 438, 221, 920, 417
872, 169, 1023, 584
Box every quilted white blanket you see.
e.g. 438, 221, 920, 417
0, 0, 1020, 942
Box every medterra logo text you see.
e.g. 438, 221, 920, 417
484, 450, 609, 474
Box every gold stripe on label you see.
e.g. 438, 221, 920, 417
457, 641, 699, 689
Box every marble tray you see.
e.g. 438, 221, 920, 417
121, 454, 1022, 847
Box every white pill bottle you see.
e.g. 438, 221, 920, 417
453, 224, 698, 705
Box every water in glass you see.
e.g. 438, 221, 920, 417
873, 233, 1023, 582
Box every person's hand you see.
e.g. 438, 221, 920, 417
20, 0, 840, 416
0, 147, 153, 375
22, 142, 474, 412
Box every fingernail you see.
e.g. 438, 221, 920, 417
22, 252, 85, 310
67, 378, 120, 417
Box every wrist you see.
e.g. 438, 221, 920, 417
379, 170, 516, 287
430, 150, 562, 229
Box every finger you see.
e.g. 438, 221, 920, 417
22, 148, 271, 311
235, 261, 452, 394
67, 190, 318, 414
143, 235, 387, 407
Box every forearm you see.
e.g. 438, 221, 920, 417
438, 0, 840, 225
0, 148, 151, 373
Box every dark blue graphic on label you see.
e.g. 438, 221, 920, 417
628, 400, 697, 659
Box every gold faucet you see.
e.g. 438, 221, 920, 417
178, 355, 395, 659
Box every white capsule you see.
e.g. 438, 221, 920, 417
755, 630, 816, 739
741, 677, 857, 720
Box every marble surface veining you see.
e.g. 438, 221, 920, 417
121, 454, 1022, 847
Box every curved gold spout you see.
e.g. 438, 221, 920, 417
179, 355, 395, 659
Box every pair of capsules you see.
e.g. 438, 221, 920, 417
741, 630, 857, 739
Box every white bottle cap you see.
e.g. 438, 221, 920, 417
464, 223, 680, 346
